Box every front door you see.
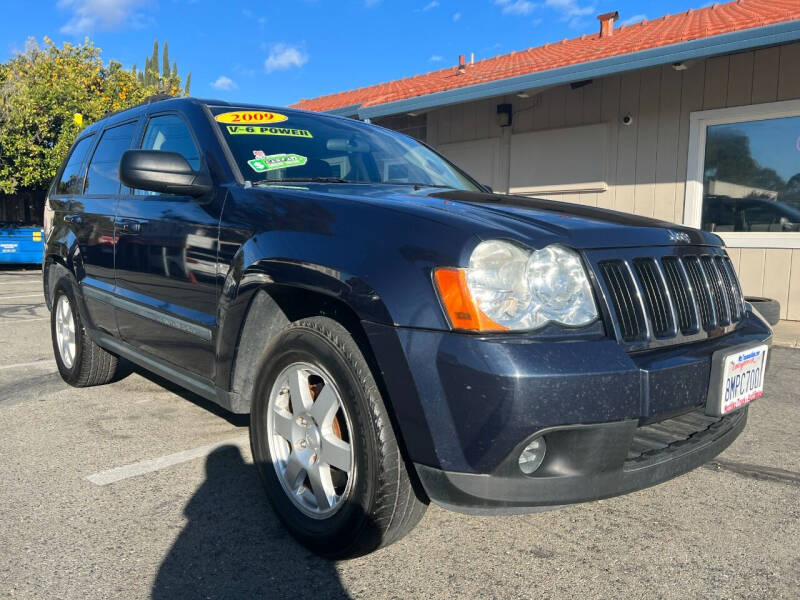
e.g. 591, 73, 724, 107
114, 112, 222, 377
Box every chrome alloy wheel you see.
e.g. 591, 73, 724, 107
267, 362, 355, 518
55, 295, 76, 369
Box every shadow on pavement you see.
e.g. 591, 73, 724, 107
152, 445, 351, 600
123, 360, 249, 427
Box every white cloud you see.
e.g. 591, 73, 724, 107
58, 0, 149, 35
422, 1, 439, 10
493, 0, 534, 16
429, 54, 443, 62
620, 13, 647, 26
544, 0, 595, 19
452, 12, 461, 21
211, 76, 237, 91
264, 43, 309, 73
495, 0, 596, 27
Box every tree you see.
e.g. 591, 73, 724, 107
162, 41, 170, 80
0, 37, 179, 196
135, 40, 182, 96
184, 71, 191, 96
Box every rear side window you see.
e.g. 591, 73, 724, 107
140, 114, 200, 169
56, 135, 95, 194
84, 121, 137, 195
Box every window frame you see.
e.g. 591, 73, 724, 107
684, 99, 800, 249
53, 133, 97, 197
82, 118, 140, 197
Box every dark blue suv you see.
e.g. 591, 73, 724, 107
44, 97, 772, 557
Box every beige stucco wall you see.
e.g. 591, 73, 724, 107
424, 42, 800, 321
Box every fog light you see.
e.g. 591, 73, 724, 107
518, 438, 546, 475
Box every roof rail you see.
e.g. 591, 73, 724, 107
143, 93, 174, 104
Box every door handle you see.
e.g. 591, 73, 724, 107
117, 220, 142, 234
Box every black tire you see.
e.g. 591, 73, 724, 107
250, 316, 428, 558
745, 296, 781, 326
51, 278, 119, 387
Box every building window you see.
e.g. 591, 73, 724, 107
685, 100, 800, 248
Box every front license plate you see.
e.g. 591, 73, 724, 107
708, 344, 769, 417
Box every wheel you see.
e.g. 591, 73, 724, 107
250, 317, 427, 558
51, 279, 119, 387
745, 296, 781, 326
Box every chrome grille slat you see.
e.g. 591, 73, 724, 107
599, 260, 642, 342
701, 255, 731, 326
720, 257, 744, 320
684, 256, 716, 330
633, 258, 672, 337
661, 257, 697, 334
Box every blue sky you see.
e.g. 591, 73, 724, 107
3, 0, 709, 107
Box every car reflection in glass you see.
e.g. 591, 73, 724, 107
702, 194, 800, 233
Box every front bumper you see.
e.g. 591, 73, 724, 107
364, 310, 771, 513
415, 406, 747, 514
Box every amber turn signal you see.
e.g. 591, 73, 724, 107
433, 268, 508, 332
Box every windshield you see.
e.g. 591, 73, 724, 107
209, 106, 481, 191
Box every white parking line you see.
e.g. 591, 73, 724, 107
0, 293, 44, 300
0, 359, 55, 371
86, 436, 251, 486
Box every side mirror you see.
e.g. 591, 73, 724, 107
119, 150, 212, 197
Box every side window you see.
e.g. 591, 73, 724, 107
141, 114, 200, 167
84, 121, 137, 196
136, 114, 201, 196
56, 135, 95, 194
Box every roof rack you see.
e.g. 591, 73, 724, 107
143, 93, 174, 104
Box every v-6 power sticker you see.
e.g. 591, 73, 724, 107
247, 151, 308, 173
226, 125, 312, 138
215, 111, 288, 124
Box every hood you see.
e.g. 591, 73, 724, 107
427, 190, 721, 249
250, 184, 722, 250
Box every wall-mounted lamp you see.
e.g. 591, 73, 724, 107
496, 103, 512, 128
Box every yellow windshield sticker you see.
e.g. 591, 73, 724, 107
226, 125, 312, 138
32, 231, 42, 241
247, 151, 308, 173
215, 110, 288, 124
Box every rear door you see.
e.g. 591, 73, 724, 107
59, 123, 138, 335
114, 111, 222, 377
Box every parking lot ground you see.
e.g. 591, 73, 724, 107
0, 268, 798, 600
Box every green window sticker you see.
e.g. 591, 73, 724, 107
247, 152, 308, 173
226, 125, 313, 138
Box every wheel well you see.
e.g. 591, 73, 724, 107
43, 257, 71, 311
231, 285, 382, 411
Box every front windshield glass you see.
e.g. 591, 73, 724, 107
209, 106, 481, 191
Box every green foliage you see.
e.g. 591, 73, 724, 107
0, 37, 181, 195
184, 71, 191, 97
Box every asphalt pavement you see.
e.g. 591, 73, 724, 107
0, 267, 798, 599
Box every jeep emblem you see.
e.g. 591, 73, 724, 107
668, 230, 691, 243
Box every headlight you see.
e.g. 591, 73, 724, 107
434, 240, 598, 331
